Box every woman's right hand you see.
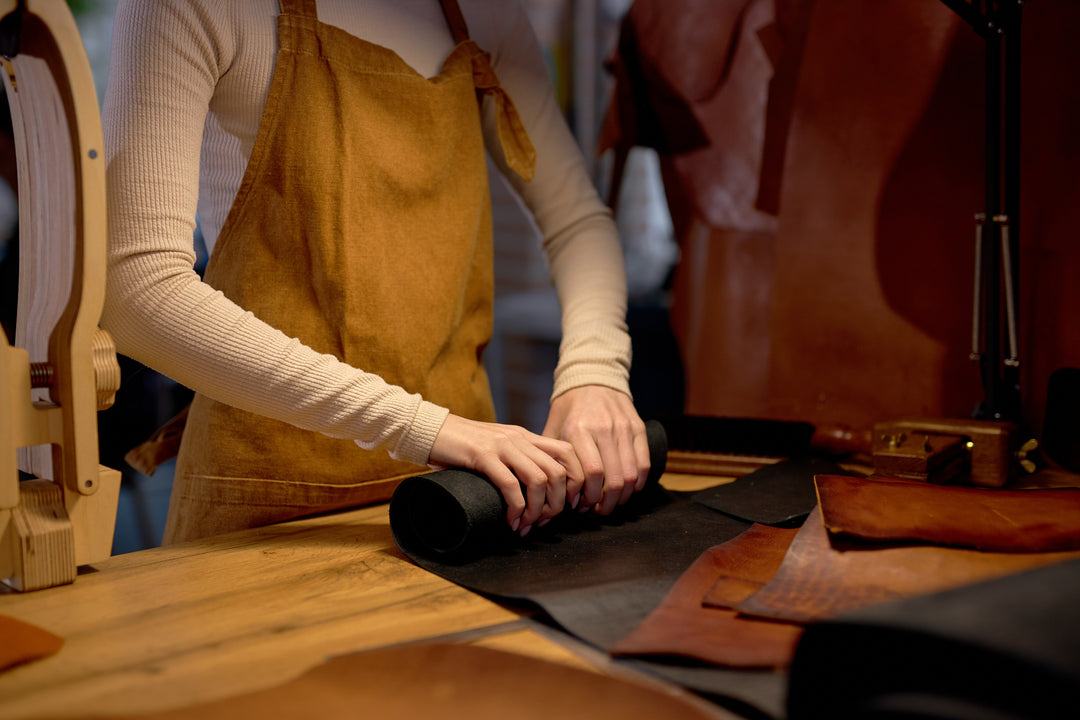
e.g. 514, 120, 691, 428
428, 414, 584, 536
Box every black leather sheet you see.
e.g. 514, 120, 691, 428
693, 456, 851, 527
787, 557, 1080, 720
395, 482, 782, 717
388, 423, 850, 719
395, 479, 752, 643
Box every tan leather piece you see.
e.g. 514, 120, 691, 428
816, 474, 1080, 552
83, 643, 731, 720
123, 406, 188, 477
611, 525, 802, 668
737, 507, 1080, 623
0, 615, 63, 673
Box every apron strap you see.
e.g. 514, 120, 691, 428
279, 0, 317, 19
438, 0, 471, 45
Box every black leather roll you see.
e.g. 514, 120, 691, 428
390, 420, 668, 562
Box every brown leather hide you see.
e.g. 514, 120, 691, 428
616, 0, 1080, 433
610, 524, 802, 669
736, 507, 1080, 623
816, 474, 1080, 553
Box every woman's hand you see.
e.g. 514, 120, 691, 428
543, 385, 650, 515
429, 414, 584, 536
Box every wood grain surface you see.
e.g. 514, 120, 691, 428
0, 504, 605, 719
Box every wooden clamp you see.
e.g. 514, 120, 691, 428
872, 417, 1020, 487
1, 0, 121, 591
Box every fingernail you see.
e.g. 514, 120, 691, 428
570, 493, 580, 509
538, 518, 550, 528
512, 517, 520, 532
519, 524, 532, 537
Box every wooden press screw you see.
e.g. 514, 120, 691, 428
29, 362, 54, 389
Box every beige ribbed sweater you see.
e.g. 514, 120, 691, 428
101, 0, 632, 466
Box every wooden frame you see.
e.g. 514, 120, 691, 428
1, 0, 120, 592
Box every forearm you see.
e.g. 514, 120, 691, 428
101, 0, 447, 465
100, 253, 447, 464
482, 3, 633, 401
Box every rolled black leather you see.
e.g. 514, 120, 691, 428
390, 419, 668, 561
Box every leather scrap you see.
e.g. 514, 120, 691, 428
737, 507, 1080, 623
0, 614, 63, 673
612, 524, 802, 668
693, 455, 850, 526
699, 523, 799, 609
123, 404, 188, 476
816, 474, 1080, 552
82, 643, 730, 720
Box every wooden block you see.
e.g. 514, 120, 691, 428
871, 428, 969, 484
884, 418, 1019, 487
68, 465, 121, 567
5, 479, 76, 592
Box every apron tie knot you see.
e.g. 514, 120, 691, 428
468, 45, 536, 183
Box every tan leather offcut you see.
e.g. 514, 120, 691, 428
79, 643, 726, 720
0, 615, 63, 673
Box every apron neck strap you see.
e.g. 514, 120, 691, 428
279, 0, 317, 19
438, 0, 471, 45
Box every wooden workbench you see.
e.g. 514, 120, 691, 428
0, 481, 736, 720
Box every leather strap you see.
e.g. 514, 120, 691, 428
279, 0, 316, 19
438, 0, 471, 45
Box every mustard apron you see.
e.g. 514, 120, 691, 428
164, 0, 536, 544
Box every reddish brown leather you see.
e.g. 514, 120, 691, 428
0, 615, 63, 673
611, 525, 802, 668
737, 508, 1080, 623
600, 0, 781, 231
1020, 2, 1080, 440
91, 643, 730, 720
760, 0, 986, 429
668, 225, 778, 418
699, 524, 799, 609
652, 0, 1080, 436
599, 0, 752, 157
816, 474, 1080, 552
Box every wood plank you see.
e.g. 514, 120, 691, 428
0, 504, 535, 719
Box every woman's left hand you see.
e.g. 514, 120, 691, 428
543, 385, 650, 515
